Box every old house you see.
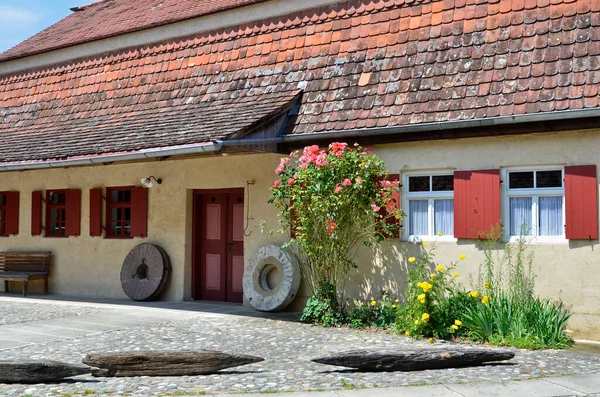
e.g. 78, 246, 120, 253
1, 0, 599, 339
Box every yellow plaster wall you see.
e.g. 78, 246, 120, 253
1, 129, 599, 339
345, 129, 600, 340
0, 153, 284, 301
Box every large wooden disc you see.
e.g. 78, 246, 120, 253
120, 244, 170, 301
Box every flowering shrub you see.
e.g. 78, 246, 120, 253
269, 143, 402, 317
396, 243, 466, 339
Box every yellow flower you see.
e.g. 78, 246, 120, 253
484, 282, 491, 289
419, 282, 433, 293
405, 330, 410, 336
437, 265, 445, 272
455, 320, 462, 326
418, 294, 426, 304
422, 313, 430, 323
451, 324, 459, 330
437, 231, 443, 237
481, 295, 491, 304
428, 337, 434, 344
371, 300, 377, 306
392, 304, 397, 309
453, 272, 459, 278
408, 257, 416, 263
422, 242, 428, 247
429, 274, 436, 281
414, 320, 419, 325
469, 291, 479, 298
459, 254, 466, 260
395, 299, 400, 303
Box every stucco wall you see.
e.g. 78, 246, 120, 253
345, 129, 600, 340
0, 153, 285, 302
1, 129, 599, 339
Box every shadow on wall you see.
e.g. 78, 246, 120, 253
343, 239, 428, 305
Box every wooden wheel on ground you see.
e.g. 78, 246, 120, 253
120, 244, 171, 301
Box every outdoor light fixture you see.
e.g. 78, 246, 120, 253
141, 176, 162, 188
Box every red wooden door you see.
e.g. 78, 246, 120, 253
193, 189, 244, 302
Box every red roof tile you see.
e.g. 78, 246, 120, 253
1, 0, 600, 164
0, 0, 269, 62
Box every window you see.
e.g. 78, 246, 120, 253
106, 187, 132, 237
45, 190, 67, 237
403, 172, 454, 239
503, 167, 564, 240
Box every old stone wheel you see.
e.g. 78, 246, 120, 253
120, 244, 171, 301
243, 245, 300, 312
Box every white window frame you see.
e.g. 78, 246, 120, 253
402, 170, 456, 242
501, 166, 566, 243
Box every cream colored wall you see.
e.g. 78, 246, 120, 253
344, 129, 600, 340
0, 153, 284, 302
2, 129, 599, 339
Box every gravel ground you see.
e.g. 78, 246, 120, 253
0, 299, 599, 396
0, 301, 107, 326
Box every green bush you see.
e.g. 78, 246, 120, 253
348, 291, 400, 329
300, 282, 344, 327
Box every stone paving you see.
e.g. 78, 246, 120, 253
0, 296, 599, 397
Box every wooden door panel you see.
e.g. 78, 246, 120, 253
199, 193, 227, 301
227, 193, 245, 303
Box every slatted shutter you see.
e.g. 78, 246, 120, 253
31, 191, 42, 236
5, 191, 19, 235
130, 187, 148, 238
65, 189, 81, 237
89, 188, 103, 237
381, 174, 401, 238
454, 169, 501, 239
565, 165, 598, 240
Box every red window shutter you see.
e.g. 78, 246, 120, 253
565, 165, 598, 240
31, 191, 42, 236
454, 169, 501, 239
89, 188, 103, 237
65, 189, 81, 237
5, 191, 19, 235
381, 174, 400, 238
130, 187, 148, 238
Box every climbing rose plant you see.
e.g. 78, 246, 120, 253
269, 142, 402, 304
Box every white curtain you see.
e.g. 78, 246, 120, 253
539, 196, 563, 236
434, 199, 454, 236
409, 200, 428, 236
509, 197, 532, 236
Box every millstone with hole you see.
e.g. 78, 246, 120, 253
120, 244, 171, 301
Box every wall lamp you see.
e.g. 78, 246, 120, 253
141, 176, 163, 188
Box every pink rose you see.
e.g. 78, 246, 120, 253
288, 178, 295, 185
343, 178, 352, 187
272, 180, 280, 188
372, 204, 381, 212
335, 184, 342, 193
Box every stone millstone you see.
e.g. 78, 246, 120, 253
83, 350, 265, 377
312, 348, 515, 372
0, 360, 91, 383
120, 243, 171, 301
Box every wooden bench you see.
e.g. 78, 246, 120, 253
0, 252, 52, 296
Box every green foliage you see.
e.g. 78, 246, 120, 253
396, 244, 466, 338
458, 225, 573, 349
300, 282, 344, 327
348, 291, 400, 329
269, 143, 402, 302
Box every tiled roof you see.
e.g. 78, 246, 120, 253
1, 0, 600, 163
0, 0, 269, 62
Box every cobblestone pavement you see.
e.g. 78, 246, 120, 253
0, 296, 599, 397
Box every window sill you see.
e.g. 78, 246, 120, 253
104, 236, 134, 240
505, 236, 567, 244
405, 236, 458, 243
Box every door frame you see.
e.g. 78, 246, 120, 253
191, 188, 245, 301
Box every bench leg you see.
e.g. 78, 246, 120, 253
3, 280, 8, 293
22, 280, 28, 297
44, 277, 48, 294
